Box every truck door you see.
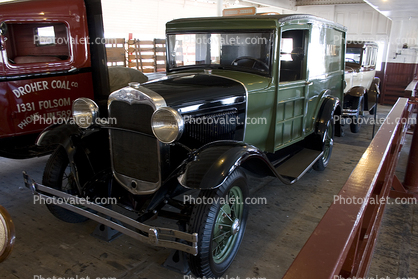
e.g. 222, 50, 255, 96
0, 23, 11, 137
275, 26, 311, 151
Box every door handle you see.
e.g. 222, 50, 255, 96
305, 81, 313, 86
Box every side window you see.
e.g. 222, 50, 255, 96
35, 26, 56, 46
279, 30, 308, 82
5, 23, 69, 64
362, 48, 369, 67
362, 46, 377, 69
346, 47, 362, 64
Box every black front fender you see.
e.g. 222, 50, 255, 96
36, 123, 80, 147
366, 77, 380, 110
316, 96, 340, 136
37, 123, 110, 192
346, 86, 366, 98
177, 141, 291, 189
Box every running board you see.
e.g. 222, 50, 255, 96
275, 149, 323, 184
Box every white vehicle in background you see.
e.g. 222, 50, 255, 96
343, 42, 380, 133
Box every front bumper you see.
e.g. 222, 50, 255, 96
22, 171, 198, 255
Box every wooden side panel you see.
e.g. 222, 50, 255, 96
105, 38, 126, 67
381, 63, 418, 105
126, 39, 166, 72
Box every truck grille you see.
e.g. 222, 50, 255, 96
109, 101, 159, 184
184, 110, 237, 144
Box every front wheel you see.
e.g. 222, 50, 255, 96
313, 120, 334, 171
42, 147, 89, 223
188, 169, 249, 278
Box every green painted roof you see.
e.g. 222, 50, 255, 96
166, 14, 347, 33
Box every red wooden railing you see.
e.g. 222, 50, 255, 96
283, 97, 418, 279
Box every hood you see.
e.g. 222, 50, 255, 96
141, 73, 247, 112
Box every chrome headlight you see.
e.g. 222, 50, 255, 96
72, 98, 99, 129
151, 107, 184, 143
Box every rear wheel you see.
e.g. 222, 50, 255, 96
350, 97, 364, 133
313, 120, 334, 171
42, 147, 89, 223
188, 169, 249, 278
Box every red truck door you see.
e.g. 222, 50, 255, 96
0, 0, 95, 139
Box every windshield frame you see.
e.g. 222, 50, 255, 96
166, 29, 275, 77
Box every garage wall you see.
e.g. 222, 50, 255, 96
387, 19, 418, 64
294, 4, 392, 64
101, 0, 218, 39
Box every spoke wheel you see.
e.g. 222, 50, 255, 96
0, 205, 15, 263
212, 186, 244, 264
314, 120, 334, 171
43, 147, 89, 223
188, 169, 249, 278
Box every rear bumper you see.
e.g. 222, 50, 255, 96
22, 171, 198, 255
342, 108, 359, 117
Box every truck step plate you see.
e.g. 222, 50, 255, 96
275, 149, 323, 182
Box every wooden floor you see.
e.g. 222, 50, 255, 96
0, 105, 416, 279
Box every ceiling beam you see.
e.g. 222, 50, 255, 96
244, 0, 297, 11
296, 0, 363, 5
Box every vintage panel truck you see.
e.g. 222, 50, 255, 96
24, 14, 346, 278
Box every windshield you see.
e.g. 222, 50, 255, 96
167, 31, 274, 75
346, 47, 362, 64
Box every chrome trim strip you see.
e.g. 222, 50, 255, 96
113, 165, 161, 195
35, 130, 50, 146
342, 109, 359, 117
108, 83, 167, 110
22, 172, 198, 255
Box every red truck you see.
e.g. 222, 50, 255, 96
0, 0, 144, 158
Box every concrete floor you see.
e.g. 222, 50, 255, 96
0, 104, 416, 279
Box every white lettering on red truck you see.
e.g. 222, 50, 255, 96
12, 80, 74, 98
17, 112, 40, 130
38, 97, 71, 110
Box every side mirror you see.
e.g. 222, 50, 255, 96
0, 205, 15, 263
0, 22, 7, 36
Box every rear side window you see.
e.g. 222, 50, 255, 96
362, 46, 378, 68
35, 26, 56, 46
4, 22, 69, 64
